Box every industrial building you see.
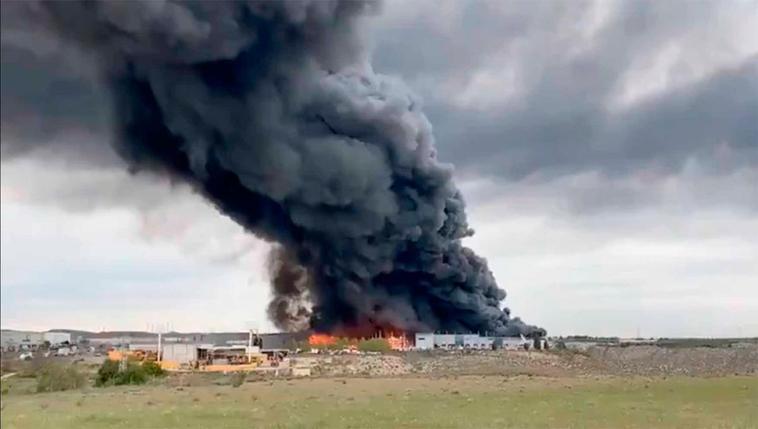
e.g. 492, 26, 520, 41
1, 330, 76, 352
108, 331, 304, 371
434, 334, 457, 349
87, 331, 308, 350
160, 343, 210, 364
413, 332, 537, 351
414, 333, 434, 350
120, 342, 269, 372
87, 331, 159, 347
43, 331, 71, 346
1, 330, 44, 351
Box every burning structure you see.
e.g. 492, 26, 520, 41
9, 1, 544, 338
308, 331, 412, 351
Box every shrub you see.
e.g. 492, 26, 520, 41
230, 372, 247, 388
327, 338, 354, 351
141, 361, 165, 377
95, 359, 120, 387
1, 360, 18, 375
96, 360, 147, 386
357, 338, 391, 353
36, 363, 86, 393
115, 363, 147, 386
15, 356, 47, 378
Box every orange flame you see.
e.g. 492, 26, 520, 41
386, 333, 411, 351
308, 333, 338, 346
308, 330, 411, 351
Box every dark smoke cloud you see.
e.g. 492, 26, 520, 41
372, 0, 758, 183
4, 0, 542, 336
266, 246, 312, 332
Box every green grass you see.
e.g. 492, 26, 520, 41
1, 375, 756, 428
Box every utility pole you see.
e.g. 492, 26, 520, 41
149, 323, 166, 363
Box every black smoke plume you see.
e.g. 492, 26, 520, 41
266, 245, 311, 332
9, 1, 543, 336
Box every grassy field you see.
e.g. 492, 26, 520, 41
1, 374, 756, 428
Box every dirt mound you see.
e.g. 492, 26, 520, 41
310, 355, 413, 377
407, 350, 572, 377
581, 346, 758, 376
301, 344, 758, 378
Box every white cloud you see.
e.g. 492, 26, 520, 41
1, 175, 275, 333
461, 188, 758, 337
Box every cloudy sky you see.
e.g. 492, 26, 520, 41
2, 0, 757, 337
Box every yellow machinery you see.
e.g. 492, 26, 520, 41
158, 349, 266, 372
107, 348, 158, 362
112, 345, 268, 372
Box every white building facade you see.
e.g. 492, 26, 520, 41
414, 333, 434, 350
43, 331, 72, 345
1, 330, 44, 351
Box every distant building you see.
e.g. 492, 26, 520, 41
414, 333, 434, 350
619, 338, 655, 346
462, 334, 494, 349
161, 343, 213, 364
434, 334, 457, 349
193, 332, 248, 346
128, 343, 159, 352
499, 336, 531, 350
43, 331, 71, 345
260, 332, 309, 350
412, 333, 533, 351
87, 332, 158, 347
80, 330, 308, 353
561, 341, 596, 351
1, 330, 44, 352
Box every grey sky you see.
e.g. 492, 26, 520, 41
2, 0, 757, 336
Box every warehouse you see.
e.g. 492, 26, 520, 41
43, 331, 71, 346
462, 334, 494, 349
434, 334, 457, 349
160, 343, 214, 365
412, 333, 537, 351
1, 330, 44, 351
414, 333, 435, 350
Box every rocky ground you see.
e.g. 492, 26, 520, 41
293, 344, 758, 378
580, 345, 758, 376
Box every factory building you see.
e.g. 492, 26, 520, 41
414, 332, 538, 351
87, 332, 158, 347
128, 343, 159, 352
161, 343, 214, 364
434, 334, 457, 349
462, 334, 494, 349
43, 331, 72, 346
1, 330, 44, 351
414, 333, 435, 350
499, 336, 532, 350
261, 332, 310, 351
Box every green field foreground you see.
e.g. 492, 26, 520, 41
2, 375, 757, 428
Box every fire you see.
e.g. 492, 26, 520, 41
386, 333, 411, 351
308, 330, 412, 351
308, 333, 338, 347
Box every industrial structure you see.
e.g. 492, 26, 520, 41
104, 331, 301, 372
2, 328, 548, 361
1, 329, 72, 352
414, 332, 545, 351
